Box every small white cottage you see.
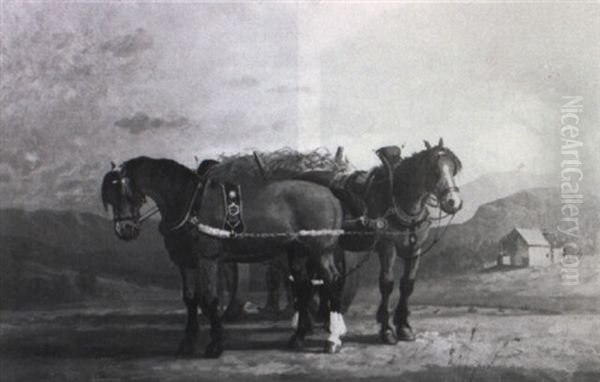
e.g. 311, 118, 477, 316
498, 228, 553, 267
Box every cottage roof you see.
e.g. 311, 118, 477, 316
514, 228, 550, 247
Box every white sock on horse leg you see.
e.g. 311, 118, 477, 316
327, 312, 346, 345
338, 312, 347, 336
291, 311, 299, 329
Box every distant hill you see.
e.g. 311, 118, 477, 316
454, 171, 554, 223
0, 249, 175, 309
360, 187, 600, 284
0, 209, 161, 255
421, 187, 599, 278
0, 209, 178, 293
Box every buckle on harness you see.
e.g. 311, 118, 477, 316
222, 182, 244, 234
228, 203, 240, 216
409, 233, 417, 246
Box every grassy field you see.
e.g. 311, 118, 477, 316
352, 255, 600, 315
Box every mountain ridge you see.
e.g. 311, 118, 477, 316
454, 170, 554, 223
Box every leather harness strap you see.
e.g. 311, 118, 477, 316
168, 179, 205, 232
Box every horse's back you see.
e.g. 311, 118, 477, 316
248, 180, 343, 232
194, 178, 342, 256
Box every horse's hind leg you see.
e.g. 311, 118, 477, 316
177, 267, 199, 356
393, 254, 420, 341
320, 252, 346, 354
287, 243, 313, 351
376, 240, 398, 345
197, 258, 225, 358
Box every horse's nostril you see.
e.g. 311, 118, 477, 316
447, 199, 455, 208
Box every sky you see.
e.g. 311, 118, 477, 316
1, 1, 598, 213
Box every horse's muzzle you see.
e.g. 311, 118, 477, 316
440, 191, 463, 215
115, 220, 141, 241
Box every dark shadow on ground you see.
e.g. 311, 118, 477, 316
1, 313, 332, 359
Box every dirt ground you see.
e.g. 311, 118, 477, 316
1, 298, 599, 382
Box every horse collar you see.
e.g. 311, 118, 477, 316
386, 201, 430, 229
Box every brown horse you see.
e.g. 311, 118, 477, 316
344, 138, 463, 344
101, 156, 349, 357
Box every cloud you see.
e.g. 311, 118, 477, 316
0, 163, 14, 183
272, 119, 286, 132
226, 75, 260, 88
269, 85, 312, 94
100, 28, 153, 58
114, 112, 189, 135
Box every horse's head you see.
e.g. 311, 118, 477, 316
422, 138, 463, 214
101, 162, 146, 241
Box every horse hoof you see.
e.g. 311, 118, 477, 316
176, 337, 197, 357
396, 326, 416, 342
288, 334, 304, 351
324, 341, 342, 354
380, 329, 398, 345
204, 340, 224, 358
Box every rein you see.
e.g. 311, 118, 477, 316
120, 155, 457, 262
138, 206, 160, 223
166, 162, 455, 255
112, 155, 457, 284
113, 174, 205, 231
418, 207, 456, 257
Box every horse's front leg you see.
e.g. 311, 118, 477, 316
197, 258, 225, 358
319, 252, 346, 354
263, 260, 281, 314
177, 267, 199, 356
376, 240, 398, 344
393, 253, 420, 341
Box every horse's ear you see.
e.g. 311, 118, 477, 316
334, 146, 344, 165
438, 137, 444, 147
111, 161, 116, 170
424, 140, 431, 150
194, 155, 199, 165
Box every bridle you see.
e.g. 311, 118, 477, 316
108, 166, 146, 224
107, 163, 206, 232
383, 149, 460, 227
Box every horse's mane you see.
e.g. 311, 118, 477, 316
122, 156, 198, 199
124, 156, 195, 177
211, 147, 351, 181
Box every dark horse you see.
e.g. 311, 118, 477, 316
101, 157, 349, 357
344, 138, 463, 344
